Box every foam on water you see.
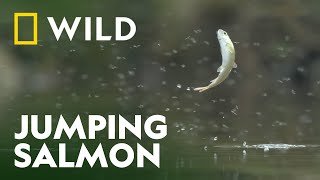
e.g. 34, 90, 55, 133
213, 143, 320, 150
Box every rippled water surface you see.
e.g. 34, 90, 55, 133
1, 0, 320, 179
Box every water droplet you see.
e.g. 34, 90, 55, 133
297, 67, 305, 72
133, 44, 141, 48
253, 42, 260, 46
299, 114, 312, 124
128, 71, 135, 76
193, 29, 202, 34
203, 41, 210, 45
243, 141, 247, 147
164, 52, 172, 56
189, 37, 197, 44
284, 35, 290, 41
306, 92, 313, 96
108, 64, 117, 69
81, 74, 88, 80
138, 104, 144, 108
160, 67, 166, 72
55, 103, 62, 109
117, 73, 125, 80
243, 150, 247, 155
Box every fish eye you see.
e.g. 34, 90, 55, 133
223, 32, 227, 35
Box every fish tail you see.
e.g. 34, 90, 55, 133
194, 86, 209, 92
194, 77, 220, 92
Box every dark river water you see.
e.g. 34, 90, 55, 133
1, 0, 320, 179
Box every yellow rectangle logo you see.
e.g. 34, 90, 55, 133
14, 13, 38, 45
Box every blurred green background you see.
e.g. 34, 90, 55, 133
0, 0, 320, 179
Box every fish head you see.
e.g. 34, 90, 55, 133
217, 29, 231, 44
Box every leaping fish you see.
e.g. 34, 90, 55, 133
194, 29, 236, 92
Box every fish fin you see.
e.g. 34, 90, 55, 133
233, 62, 237, 68
217, 66, 224, 72
194, 86, 209, 92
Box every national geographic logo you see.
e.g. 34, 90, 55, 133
14, 13, 38, 45
13, 12, 137, 46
